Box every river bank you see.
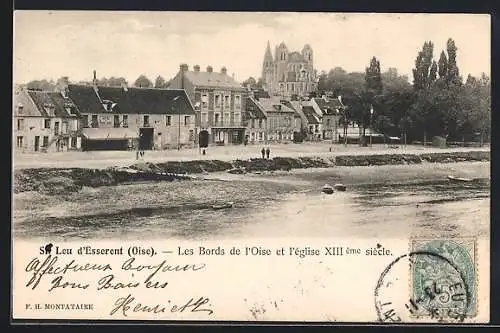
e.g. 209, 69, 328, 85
13, 150, 490, 195
13, 161, 490, 240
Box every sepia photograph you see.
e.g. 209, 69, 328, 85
12, 11, 491, 323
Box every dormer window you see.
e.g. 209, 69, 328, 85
273, 105, 282, 111
43, 103, 55, 115
102, 100, 116, 112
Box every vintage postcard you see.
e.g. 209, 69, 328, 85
12, 11, 491, 323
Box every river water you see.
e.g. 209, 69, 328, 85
13, 165, 490, 241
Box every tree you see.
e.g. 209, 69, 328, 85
134, 75, 153, 88
26, 79, 56, 91
365, 57, 382, 94
154, 75, 167, 88
256, 78, 264, 89
412, 41, 436, 90
411, 41, 438, 144
242, 77, 257, 89
438, 51, 448, 79
55, 76, 70, 90
446, 38, 460, 85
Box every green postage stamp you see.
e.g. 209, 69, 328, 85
410, 238, 477, 321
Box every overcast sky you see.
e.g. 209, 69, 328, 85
13, 11, 490, 84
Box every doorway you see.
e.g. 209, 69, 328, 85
34, 136, 40, 151
199, 130, 209, 148
139, 128, 154, 150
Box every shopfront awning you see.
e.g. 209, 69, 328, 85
82, 128, 139, 140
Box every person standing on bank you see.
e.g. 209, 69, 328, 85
261, 147, 266, 159
266, 147, 270, 159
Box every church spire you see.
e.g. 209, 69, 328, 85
264, 41, 273, 62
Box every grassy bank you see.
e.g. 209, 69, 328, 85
13, 150, 490, 195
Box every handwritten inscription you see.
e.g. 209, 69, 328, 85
25, 255, 112, 290
110, 294, 213, 317
24, 255, 206, 297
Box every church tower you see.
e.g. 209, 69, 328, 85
276, 42, 289, 93
302, 44, 313, 70
261, 41, 274, 92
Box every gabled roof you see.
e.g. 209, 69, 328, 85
245, 97, 267, 119
254, 97, 296, 113
67, 85, 105, 114
280, 100, 304, 118
13, 89, 43, 117
312, 97, 342, 116
183, 71, 245, 90
26, 90, 81, 118
68, 84, 195, 115
302, 106, 321, 124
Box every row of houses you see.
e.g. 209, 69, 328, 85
13, 64, 354, 152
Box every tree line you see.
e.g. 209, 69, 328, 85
24, 74, 172, 90
313, 38, 490, 144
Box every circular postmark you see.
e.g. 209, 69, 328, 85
374, 250, 472, 323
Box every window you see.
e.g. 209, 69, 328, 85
44, 119, 51, 129
259, 132, 263, 140
42, 136, 49, 147
17, 104, 23, 114
326, 118, 331, 126
201, 94, 208, 109
123, 115, 128, 128
215, 94, 221, 108
91, 115, 98, 128
224, 113, 230, 125
189, 130, 194, 141
71, 137, 77, 148
214, 113, 220, 125
184, 116, 190, 126
201, 112, 208, 124
234, 113, 240, 125
82, 116, 88, 128
17, 119, 24, 131
114, 115, 120, 128
259, 119, 263, 128
224, 95, 230, 108
251, 119, 255, 128
16, 136, 23, 148
143, 115, 150, 127
166, 115, 171, 126
235, 95, 241, 109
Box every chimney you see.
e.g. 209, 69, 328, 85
92, 69, 97, 86
220, 66, 227, 75
206, 65, 213, 73
180, 64, 189, 72
194, 65, 200, 72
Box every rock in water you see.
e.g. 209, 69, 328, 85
322, 184, 334, 194
334, 183, 347, 191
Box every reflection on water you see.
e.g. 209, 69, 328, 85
14, 177, 490, 241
